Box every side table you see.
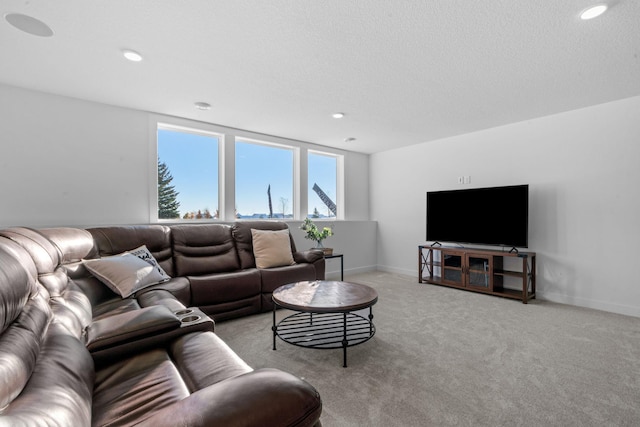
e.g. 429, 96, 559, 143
324, 253, 344, 280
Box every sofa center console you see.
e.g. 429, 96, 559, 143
86, 305, 215, 363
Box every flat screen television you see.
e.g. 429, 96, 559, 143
426, 184, 529, 248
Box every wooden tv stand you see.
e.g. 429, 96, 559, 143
418, 245, 536, 303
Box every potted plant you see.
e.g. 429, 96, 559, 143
300, 218, 334, 255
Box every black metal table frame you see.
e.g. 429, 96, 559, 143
324, 253, 344, 281
272, 303, 375, 367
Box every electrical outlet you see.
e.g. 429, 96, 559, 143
463, 176, 471, 184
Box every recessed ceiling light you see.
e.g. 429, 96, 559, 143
344, 137, 356, 143
332, 112, 345, 119
580, 4, 608, 20
122, 49, 143, 62
4, 13, 53, 37
194, 102, 211, 110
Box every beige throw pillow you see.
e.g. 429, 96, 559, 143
251, 229, 295, 269
83, 248, 170, 298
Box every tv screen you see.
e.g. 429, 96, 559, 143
426, 184, 529, 248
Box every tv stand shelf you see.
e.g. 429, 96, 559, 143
418, 245, 536, 303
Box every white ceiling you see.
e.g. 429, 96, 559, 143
1, 1, 639, 154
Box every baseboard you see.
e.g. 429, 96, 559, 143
325, 265, 377, 280
369, 266, 640, 319
376, 264, 415, 277
538, 291, 640, 318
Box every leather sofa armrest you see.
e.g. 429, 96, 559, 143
140, 368, 322, 427
294, 249, 324, 264
87, 306, 214, 365
86, 305, 180, 352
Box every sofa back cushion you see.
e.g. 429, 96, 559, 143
40, 227, 95, 264
0, 237, 50, 409
0, 227, 60, 275
87, 225, 175, 277
38, 227, 113, 312
0, 237, 39, 329
0, 227, 83, 300
232, 221, 297, 269
171, 224, 240, 276
0, 227, 94, 338
0, 239, 93, 425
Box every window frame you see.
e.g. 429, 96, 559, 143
234, 137, 297, 220
149, 116, 345, 222
307, 150, 341, 219
152, 121, 224, 223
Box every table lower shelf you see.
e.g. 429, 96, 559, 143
273, 311, 375, 367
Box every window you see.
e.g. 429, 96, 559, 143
308, 151, 338, 218
235, 140, 293, 219
157, 125, 219, 220
153, 119, 345, 222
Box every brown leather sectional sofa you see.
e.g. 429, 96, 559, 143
0, 221, 324, 426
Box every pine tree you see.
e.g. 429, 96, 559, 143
158, 159, 180, 219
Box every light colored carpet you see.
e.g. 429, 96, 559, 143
214, 271, 640, 427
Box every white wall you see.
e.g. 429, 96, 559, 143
288, 220, 377, 279
0, 84, 150, 227
370, 95, 640, 317
0, 83, 376, 274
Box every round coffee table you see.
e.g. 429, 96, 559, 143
272, 280, 378, 367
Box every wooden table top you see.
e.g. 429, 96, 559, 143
272, 280, 378, 313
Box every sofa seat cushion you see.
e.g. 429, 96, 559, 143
259, 264, 317, 311
92, 297, 141, 321
141, 368, 323, 427
92, 348, 190, 427
199, 296, 262, 322
136, 288, 189, 313
260, 263, 317, 293
135, 276, 191, 308
170, 331, 252, 392
188, 269, 261, 305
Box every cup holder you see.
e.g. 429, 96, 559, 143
181, 315, 201, 323
174, 309, 194, 316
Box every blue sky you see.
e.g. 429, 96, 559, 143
158, 129, 218, 215
158, 129, 337, 217
235, 140, 292, 216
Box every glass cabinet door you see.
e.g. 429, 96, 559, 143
442, 253, 463, 285
466, 255, 491, 289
